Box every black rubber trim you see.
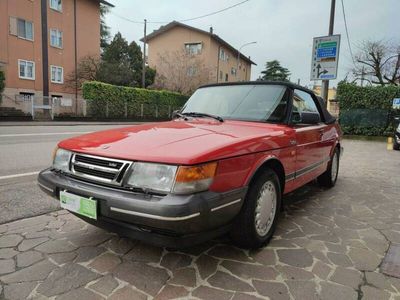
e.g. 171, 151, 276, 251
38, 168, 247, 238
285, 157, 330, 182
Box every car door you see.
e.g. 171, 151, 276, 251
291, 89, 328, 187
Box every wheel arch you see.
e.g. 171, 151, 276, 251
246, 158, 286, 196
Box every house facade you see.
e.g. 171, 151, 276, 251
144, 22, 256, 94
0, 0, 113, 117
313, 85, 339, 116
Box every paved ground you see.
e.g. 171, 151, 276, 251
0, 121, 145, 127
0, 124, 137, 223
0, 139, 399, 300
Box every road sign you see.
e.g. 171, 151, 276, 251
310, 35, 341, 81
393, 98, 400, 109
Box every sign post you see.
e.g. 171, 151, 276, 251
310, 35, 341, 81
393, 98, 400, 110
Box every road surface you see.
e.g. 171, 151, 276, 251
0, 124, 134, 224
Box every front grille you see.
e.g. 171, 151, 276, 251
71, 153, 132, 186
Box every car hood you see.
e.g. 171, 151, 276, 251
58, 119, 293, 165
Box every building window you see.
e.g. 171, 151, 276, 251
49, 0, 62, 11
51, 65, 63, 83
18, 59, 35, 80
219, 48, 227, 61
50, 29, 63, 48
9, 18, 34, 41
185, 43, 202, 55
231, 67, 237, 76
19, 92, 34, 102
225, 73, 228, 82
187, 66, 197, 77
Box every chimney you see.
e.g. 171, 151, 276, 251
209, 27, 213, 34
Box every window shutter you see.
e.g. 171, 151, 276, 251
9, 17, 17, 36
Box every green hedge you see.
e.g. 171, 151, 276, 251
82, 81, 188, 119
337, 82, 400, 136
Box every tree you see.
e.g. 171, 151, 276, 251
152, 49, 210, 95
260, 60, 291, 81
65, 33, 155, 89
64, 55, 101, 91
353, 40, 400, 86
100, 33, 155, 87
100, 4, 111, 50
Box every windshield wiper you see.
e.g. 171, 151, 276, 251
182, 112, 224, 122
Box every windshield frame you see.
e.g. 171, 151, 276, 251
180, 83, 293, 125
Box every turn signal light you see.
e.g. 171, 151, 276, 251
175, 162, 217, 183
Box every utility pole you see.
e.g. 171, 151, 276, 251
321, 0, 336, 106
142, 19, 147, 88
360, 66, 365, 87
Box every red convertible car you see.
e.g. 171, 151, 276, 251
38, 82, 342, 249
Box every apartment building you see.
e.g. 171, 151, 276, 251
0, 0, 113, 116
144, 21, 256, 93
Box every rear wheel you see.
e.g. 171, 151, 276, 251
318, 147, 339, 188
394, 137, 400, 150
230, 169, 281, 249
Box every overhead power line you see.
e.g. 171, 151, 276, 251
340, 0, 357, 67
110, 0, 250, 25
148, 0, 250, 24
110, 11, 143, 24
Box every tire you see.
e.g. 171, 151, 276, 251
230, 169, 281, 249
394, 139, 400, 150
318, 147, 339, 188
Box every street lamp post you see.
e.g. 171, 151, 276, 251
236, 41, 256, 81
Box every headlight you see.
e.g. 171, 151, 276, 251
52, 148, 72, 172
127, 163, 178, 193
126, 162, 217, 194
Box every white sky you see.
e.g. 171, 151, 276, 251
104, 0, 399, 88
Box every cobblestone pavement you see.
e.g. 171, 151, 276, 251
0, 139, 399, 300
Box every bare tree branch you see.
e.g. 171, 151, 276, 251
152, 49, 210, 95
352, 40, 400, 86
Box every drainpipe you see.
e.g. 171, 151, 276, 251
74, 0, 78, 114
41, 0, 49, 104
216, 46, 220, 83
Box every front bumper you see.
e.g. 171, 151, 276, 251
38, 168, 247, 247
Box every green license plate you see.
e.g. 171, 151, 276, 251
59, 191, 97, 220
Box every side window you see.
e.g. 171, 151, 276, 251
291, 89, 320, 123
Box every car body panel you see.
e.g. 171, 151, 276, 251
58, 119, 295, 165
40, 81, 343, 247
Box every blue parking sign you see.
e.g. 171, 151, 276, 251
393, 98, 400, 109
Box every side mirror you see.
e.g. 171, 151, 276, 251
300, 112, 321, 124
171, 110, 180, 119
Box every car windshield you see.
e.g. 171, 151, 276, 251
181, 84, 288, 122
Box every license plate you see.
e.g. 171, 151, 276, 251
59, 191, 97, 220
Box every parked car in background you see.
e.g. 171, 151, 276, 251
394, 117, 400, 150
38, 82, 343, 249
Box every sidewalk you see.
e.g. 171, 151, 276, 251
0, 140, 400, 299
0, 121, 148, 126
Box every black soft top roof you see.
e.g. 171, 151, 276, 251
199, 80, 314, 94
198, 81, 336, 124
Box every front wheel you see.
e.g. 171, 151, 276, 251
318, 148, 339, 188
394, 137, 400, 150
230, 169, 281, 249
